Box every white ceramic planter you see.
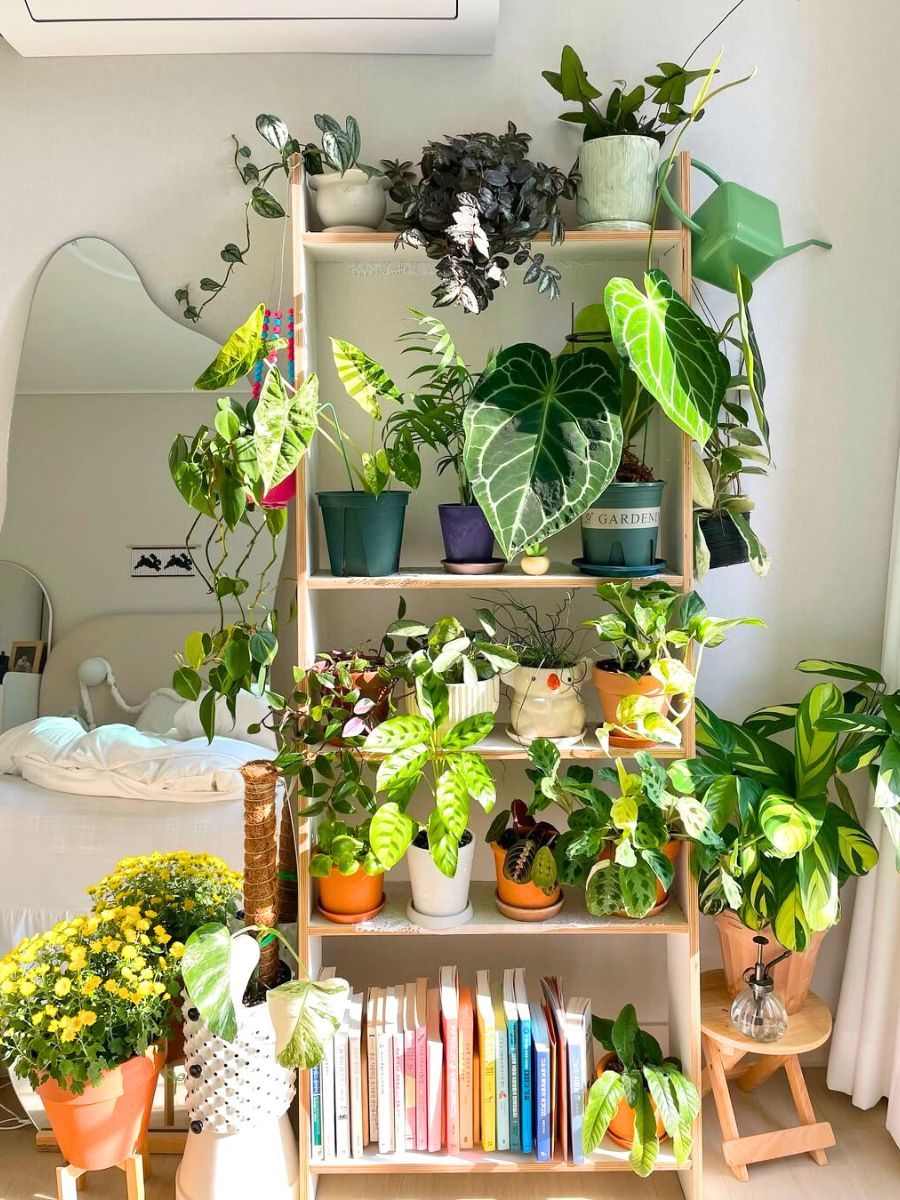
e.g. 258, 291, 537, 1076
505, 664, 587, 745
397, 676, 500, 735
307, 168, 388, 231
407, 835, 475, 928
576, 135, 660, 230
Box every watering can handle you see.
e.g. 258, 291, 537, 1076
657, 160, 726, 236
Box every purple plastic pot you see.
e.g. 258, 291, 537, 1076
438, 504, 495, 563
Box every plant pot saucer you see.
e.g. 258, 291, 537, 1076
316, 899, 385, 925
578, 219, 651, 232
320, 224, 383, 233
441, 558, 506, 575
572, 557, 669, 578
506, 727, 587, 750
495, 892, 565, 922
405, 900, 474, 929
607, 731, 665, 750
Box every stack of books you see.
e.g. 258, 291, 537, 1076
309, 966, 595, 1162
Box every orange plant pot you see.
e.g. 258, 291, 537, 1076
36, 1046, 164, 1171
596, 1053, 666, 1148
491, 842, 561, 910
317, 862, 385, 922
592, 663, 668, 748
715, 909, 828, 1014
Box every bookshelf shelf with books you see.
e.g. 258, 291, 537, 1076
309, 881, 689, 937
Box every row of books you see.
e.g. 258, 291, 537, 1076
310, 966, 596, 1162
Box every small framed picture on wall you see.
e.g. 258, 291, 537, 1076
9, 640, 45, 674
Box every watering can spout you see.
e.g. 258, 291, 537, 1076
779, 237, 832, 261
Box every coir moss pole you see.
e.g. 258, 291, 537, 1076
240, 760, 280, 988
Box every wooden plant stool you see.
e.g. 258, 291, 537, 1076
56, 1140, 150, 1200
700, 968, 835, 1182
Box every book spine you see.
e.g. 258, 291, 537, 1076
375, 1032, 394, 1155
569, 1024, 586, 1165
415, 1023, 428, 1151
480, 1027, 496, 1152
444, 1017, 460, 1154
366, 1019, 378, 1144
349, 1026, 364, 1159
334, 1033, 350, 1160
495, 1026, 509, 1151
404, 1026, 416, 1150
321, 1039, 336, 1161
310, 1063, 323, 1161
427, 1041, 443, 1152
535, 1041, 550, 1163
508, 1018, 520, 1153
392, 1030, 406, 1156
459, 1020, 474, 1150
520, 1019, 533, 1155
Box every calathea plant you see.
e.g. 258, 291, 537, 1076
682, 689, 879, 951
363, 675, 496, 877
384, 123, 576, 313
169, 305, 318, 737
584, 1004, 700, 1176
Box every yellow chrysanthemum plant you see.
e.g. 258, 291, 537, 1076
86, 851, 242, 947
0, 907, 180, 1093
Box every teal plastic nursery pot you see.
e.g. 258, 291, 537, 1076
581, 480, 664, 569
317, 490, 408, 577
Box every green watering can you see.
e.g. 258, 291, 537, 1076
658, 160, 831, 292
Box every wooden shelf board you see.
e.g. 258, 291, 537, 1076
360, 724, 682, 762
301, 228, 684, 264
309, 880, 687, 937
308, 566, 684, 590
310, 1140, 686, 1172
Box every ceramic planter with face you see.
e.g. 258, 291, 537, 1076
576, 135, 660, 230
307, 168, 388, 231
505, 664, 586, 746
406, 831, 475, 928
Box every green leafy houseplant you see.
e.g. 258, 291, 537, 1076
308, 818, 383, 880
586, 582, 763, 748
584, 1004, 700, 1176
169, 305, 318, 737
485, 798, 561, 894
384, 123, 577, 313
483, 591, 583, 670
684, 687, 880, 951
363, 676, 497, 878
384, 609, 518, 689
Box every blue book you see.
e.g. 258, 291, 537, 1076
310, 1063, 323, 1158
529, 1001, 551, 1163
515, 968, 533, 1155
502, 969, 520, 1152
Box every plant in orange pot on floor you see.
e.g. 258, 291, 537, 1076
584, 1003, 700, 1175
0, 908, 177, 1173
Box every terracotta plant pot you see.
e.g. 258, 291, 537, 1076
36, 1046, 165, 1171
317, 862, 385, 923
596, 1052, 666, 1147
592, 662, 668, 748
715, 909, 827, 1014
490, 842, 561, 912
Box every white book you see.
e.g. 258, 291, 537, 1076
567, 996, 593, 1166
334, 1014, 351, 1160
348, 992, 365, 1159
386, 986, 406, 1156
366, 987, 380, 1145
375, 988, 394, 1154
491, 975, 510, 1151
426, 986, 444, 1153
319, 966, 337, 1160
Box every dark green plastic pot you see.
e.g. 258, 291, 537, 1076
317, 490, 409, 577
581, 480, 664, 568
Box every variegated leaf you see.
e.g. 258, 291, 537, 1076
268, 976, 349, 1069
369, 802, 417, 869
583, 1071, 625, 1155
794, 683, 843, 800
798, 822, 840, 933
759, 790, 824, 857
330, 337, 401, 418
254, 370, 319, 490
449, 752, 496, 810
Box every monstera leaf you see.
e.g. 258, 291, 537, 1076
605, 270, 729, 446
463, 344, 622, 559
253, 371, 319, 491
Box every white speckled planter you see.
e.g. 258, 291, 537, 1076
308, 168, 388, 230
396, 675, 500, 735
576, 135, 660, 230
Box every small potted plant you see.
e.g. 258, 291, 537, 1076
520, 542, 551, 576
384, 605, 517, 732
384, 124, 576, 313
364, 674, 497, 928
305, 113, 389, 231
484, 591, 587, 746
86, 851, 242, 1062
311, 650, 392, 740
585, 581, 762, 749
485, 798, 562, 920
0, 909, 175, 1173
309, 818, 386, 924
584, 1004, 699, 1175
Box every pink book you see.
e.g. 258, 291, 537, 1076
439, 964, 460, 1154
388, 987, 406, 1155
426, 986, 444, 1153
458, 985, 475, 1150
403, 982, 416, 1150
414, 976, 428, 1151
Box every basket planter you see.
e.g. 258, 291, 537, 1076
490, 842, 561, 915
592, 663, 668, 748
505, 665, 586, 745
576, 136, 661, 230
581, 480, 664, 570
406, 831, 475, 928
715, 909, 827, 1014
307, 168, 388, 231
316, 863, 385, 923
317, 490, 408, 577
438, 503, 495, 564
396, 676, 499, 736
699, 514, 750, 570
595, 1053, 666, 1148
175, 996, 298, 1200
36, 1046, 164, 1172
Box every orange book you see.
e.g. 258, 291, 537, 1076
458, 986, 475, 1150
473, 1037, 481, 1146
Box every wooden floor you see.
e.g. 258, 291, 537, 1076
0, 1071, 895, 1199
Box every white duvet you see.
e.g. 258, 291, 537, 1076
0, 717, 274, 802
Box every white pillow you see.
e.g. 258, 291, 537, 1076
173, 689, 276, 749
134, 688, 185, 736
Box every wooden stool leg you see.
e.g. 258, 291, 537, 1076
56, 1164, 83, 1200
784, 1054, 832, 1165
139, 1137, 152, 1181
704, 1035, 750, 1183
76, 1174, 86, 1192
123, 1153, 145, 1200
737, 1053, 788, 1092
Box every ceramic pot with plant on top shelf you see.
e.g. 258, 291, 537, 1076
308, 168, 388, 231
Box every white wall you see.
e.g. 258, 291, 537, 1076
1, 0, 899, 1023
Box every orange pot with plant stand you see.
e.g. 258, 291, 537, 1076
592, 663, 668, 749
596, 1052, 666, 1147
317, 863, 385, 924
36, 1045, 165, 1172
490, 842, 562, 919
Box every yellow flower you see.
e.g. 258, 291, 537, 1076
43, 1005, 58, 1017
183, 899, 195, 912
19, 979, 37, 997
31, 1012, 44, 1026
53, 978, 72, 998
77, 1010, 97, 1028
0, 980, 15, 996
118, 987, 131, 1001
169, 943, 185, 960
121, 945, 138, 961
103, 979, 117, 994
154, 927, 171, 944
83, 976, 101, 996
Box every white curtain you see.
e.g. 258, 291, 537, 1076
827, 475, 900, 1145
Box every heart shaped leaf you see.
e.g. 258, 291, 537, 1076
253, 371, 319, 491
